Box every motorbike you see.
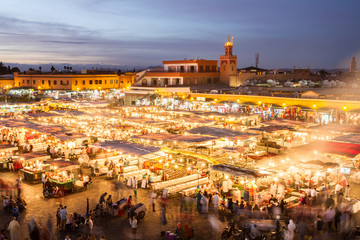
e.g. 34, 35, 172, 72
43, 188, 64, 198
221, 222, 244, 240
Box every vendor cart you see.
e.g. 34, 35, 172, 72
21, 169, 45, 183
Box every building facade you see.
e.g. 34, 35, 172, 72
13, 71, 135, 90
133, 59, 219, 87
350, 57, 357, 73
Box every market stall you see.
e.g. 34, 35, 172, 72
19, 152, 50, 182
46, 160, 80, 192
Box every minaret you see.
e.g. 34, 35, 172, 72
220, 36, 237, 84
350, 57, 357, 73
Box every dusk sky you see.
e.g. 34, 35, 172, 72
1, 0, 360, 69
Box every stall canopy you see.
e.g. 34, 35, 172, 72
26, 112, 61, 118
309, 124, 360, 134
294, 140, 360, 158
262, 119, 314, 128
20, 152, 50, 161
249, 125, 293, 133
331, 134, 360, 144
133, 133, 217, 143
45, 160, 79, 171
187, 126, 258, 139
211, 164, 266, 178
95, 140, 160, 156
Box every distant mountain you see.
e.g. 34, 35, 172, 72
2, 63, 158, 73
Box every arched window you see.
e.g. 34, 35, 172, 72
142, 79, 147, 86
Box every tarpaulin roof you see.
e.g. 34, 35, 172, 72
94, 140, 160, 156
249, 125, 293, 133
331, 134, 360, 144
20, 152, 50, 161
309, 124, 360, 134
262, 119, 312, 128
26, 112, 61, 118
294, 140, 360, 158
211, 164, 266, 178
133, 133, 217, 143
187, 126, 258, 139
45, 160, 79, 170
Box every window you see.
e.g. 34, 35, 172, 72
105, 80, 107, 84
232, 66, 234, 71
23, 80, 24, 83
75, 81, 78, 85
201, 78, 205, 84
27, 80, 29, 84
48, 80, 51, 86
142, 79, 147, 86
186, 78, 190, 85
207, 78, 211, 84
67, 80, 69, 85
110, 80, 113, 84
127, 81, 130, 84
164, 78, 169, 85
212, 66, 216, 72
205, 66, 210, 72
190, 66, 195, 72
115, 80, 118, 84
54, 80, 57, 85
42, 80, 44, 84
33, 80, 35, 84
89, 80, 93, 84
60, 80, 63, 85
152, 79, 157, 85
180, 66, 185, 72
175, 78, 180, 85
95, 80, 98, 84
194, 78, 198, 84
99, 80, 102, 84
83, 80, 85, 85
214, 77, 218, 83
199, 66, 203, 72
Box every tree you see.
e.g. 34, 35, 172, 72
51, 66, 56, 72
64, 66, 66, 71
11, 67, 20, 73
28, 68, 34, 71
39, 66, 42, 73
69, 67, 72, 71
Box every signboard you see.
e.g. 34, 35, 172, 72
196, 97, 206, 101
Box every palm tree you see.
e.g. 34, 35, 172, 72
39, 66, 42, 73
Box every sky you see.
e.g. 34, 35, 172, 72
1, 0, 360, 69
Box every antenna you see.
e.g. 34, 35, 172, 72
255, 53, 259, 68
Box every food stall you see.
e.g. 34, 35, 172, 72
0, 144, 17, 170
19, 152, 51, 182
46, 160, 80, 192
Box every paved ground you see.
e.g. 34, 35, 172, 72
0, 170, 226, 240
1, 170, 360, 240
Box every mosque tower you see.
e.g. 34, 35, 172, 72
350, 57, 357, 73
220, 36, 237, 84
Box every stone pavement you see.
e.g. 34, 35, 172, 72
0, 170, 226, 240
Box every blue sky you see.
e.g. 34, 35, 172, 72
1, 0, 360, 69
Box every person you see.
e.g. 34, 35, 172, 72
99, 192, 107, 206
129, 217, 137, 234
87, 216, 93, 234
200, 192, 209, 213
335, 182, 342, 195
16, 174, 22, 197
196, 191, 202, 212
56, 206, 62, 230
127, 195, 132, 208
183, 222, 194, 239
287, 219, 296, 240
316, 215, 323, 232
94, 161, 99, 177
275, 215, 280, 233
249, 224, 261, 240
65, 235, 71, 240
8, 216, 20, 240
212, 192, 219, 212
150, 191, 156, 212
161, 203, 167, 225
59, 206, 68, 231
8, 156, 14, 172
41, 173, 47, 189
325, 195, 335, 209
345, 185, 350, 198
337, 189, 344, 204
297, 219, 308, 240
175, 222, 182, 236
133, 178, 137, 197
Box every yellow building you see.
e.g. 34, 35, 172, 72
13, 71, 135, 91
